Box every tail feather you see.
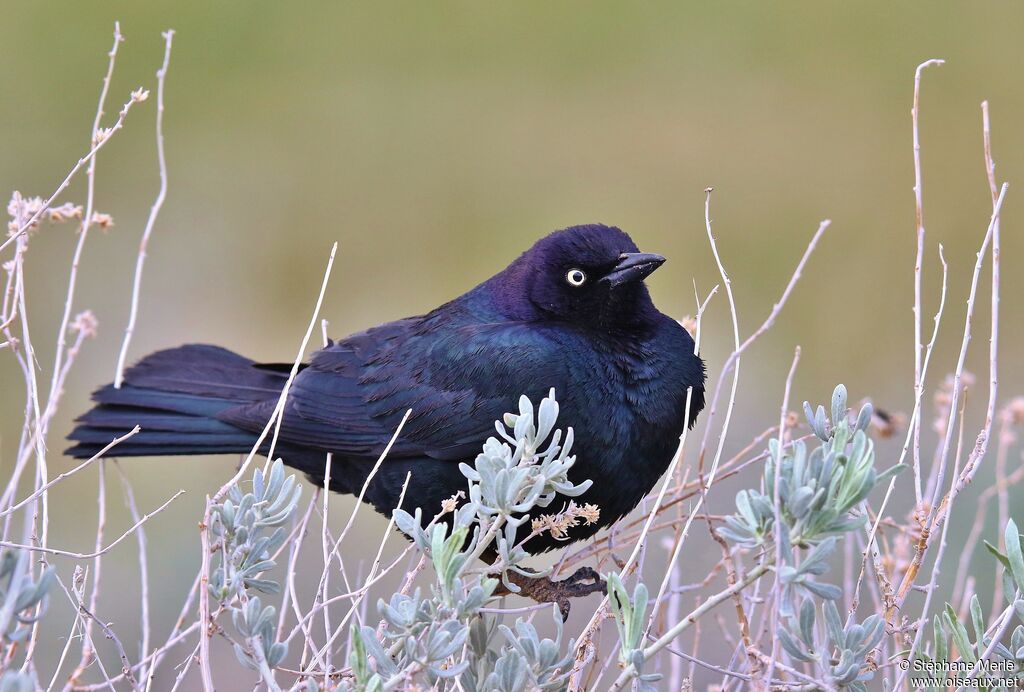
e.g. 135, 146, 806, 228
86, 385, 243, 418
65, 344, 285, 459
110, 344, 286, 401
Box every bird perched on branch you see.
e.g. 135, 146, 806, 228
68, 224, 706, 608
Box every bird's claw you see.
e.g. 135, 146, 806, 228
507, 566, 607, 620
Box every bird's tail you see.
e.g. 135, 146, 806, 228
66, 344, 288, 459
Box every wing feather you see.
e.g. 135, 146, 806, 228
218, 316, 567, 462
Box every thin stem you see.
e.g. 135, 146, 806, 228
764, 346, 801, 687
910, 58, 945, 505
0, 490, 185, 559
114, 30, 175, 388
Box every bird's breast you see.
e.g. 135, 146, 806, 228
553, 331, 694, 526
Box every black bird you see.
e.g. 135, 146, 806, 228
68, 224, 705, 605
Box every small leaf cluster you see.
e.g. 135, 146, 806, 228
0, 550, 54, 644
209, 459, 302, 685
208, 459, 302, 601
463, 609, 576, 691
348, 599, 577, 692
352, 390, 584, 690
988, 518, 1024, 616
718, 385, 901, 687
0, 672, 33, 692
608, 573, 660, 691
720, 385, 903, 552
919, 520, 1024, 688
231, 595, 289, 673
349, 588, 478, 688
393, 389, 591, 592
919, 598, 1024, 690
459, 389, 592, 585
777, 599, 884, 691
720, 385, 904, 615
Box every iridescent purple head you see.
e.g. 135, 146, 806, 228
490, 224, 666, 326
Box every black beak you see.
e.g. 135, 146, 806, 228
601, 252, 666, 287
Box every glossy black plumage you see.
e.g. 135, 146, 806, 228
68, 224, 706, 552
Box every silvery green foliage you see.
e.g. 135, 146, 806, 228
776, 599, 884, 691
459, 388, 591, 587
348, 595, 474, 688
209, 459, 301, 683
393, 388, 591, 592
348, 390, 583, 690
719, 385, 905, 614
719, 386, 904, 686
919, 521, 1024, 688
0, 550, 54, 644
349, 604, 576, 692
607, 573, 660, 692
0, 671, 33, 692
231, 596, 289, 672
209, 459, 302, 601
462, 608, 576, 691
917, 596, 1024, 690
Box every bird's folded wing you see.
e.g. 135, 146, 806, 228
218, 319, 569, 462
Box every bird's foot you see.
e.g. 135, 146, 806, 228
505, 566, 606, 620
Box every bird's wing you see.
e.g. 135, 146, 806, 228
219, 316, 569, 461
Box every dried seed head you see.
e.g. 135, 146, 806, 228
531, 501, 600, 541
440, 490, 465, 515
89, 211, 114, 231
7, 192, 46, 235
71, 311, 99, 339
93, 127, 114, 145
48, 203, 84, 223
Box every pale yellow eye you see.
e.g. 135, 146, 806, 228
566, 268, 587, 286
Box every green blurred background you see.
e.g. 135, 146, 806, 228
1, 2, 1022, 687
